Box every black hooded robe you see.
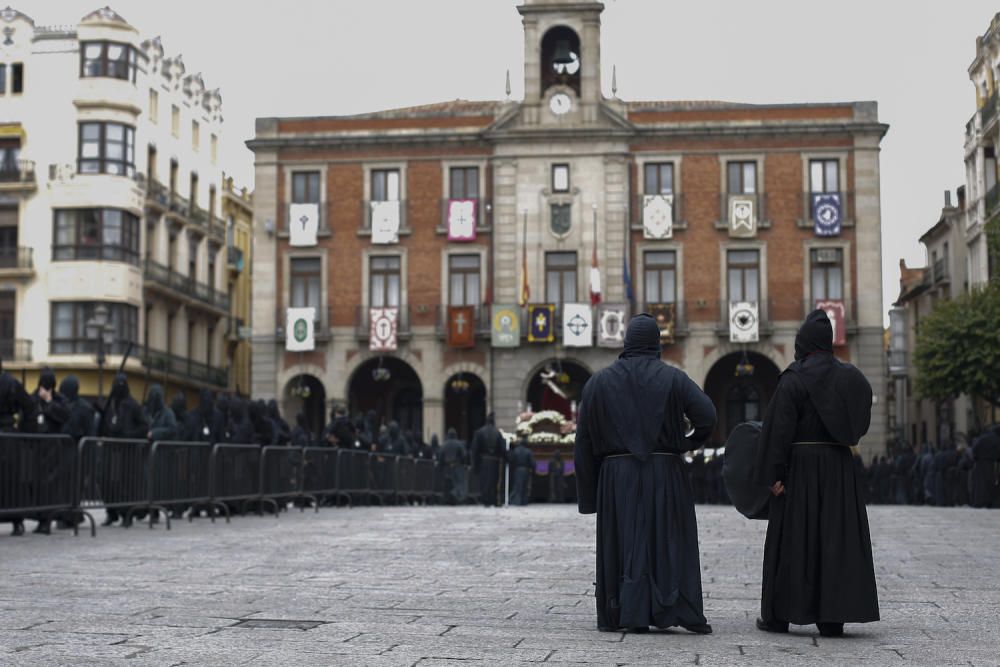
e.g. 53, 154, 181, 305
755, 310, 879, 629
471, 417, 506, 507
575, 314, 717, 632
970, 427, 1000, 508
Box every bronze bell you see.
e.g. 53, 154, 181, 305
552, 39, 574, 65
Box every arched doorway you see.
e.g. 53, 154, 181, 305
525, 359, 591, 421
444, 373, 487, 441
348, 356, 423, 436
703, 351, 781, 446
282, 374, 327, 439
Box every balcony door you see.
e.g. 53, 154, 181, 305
0, 291, 15, 358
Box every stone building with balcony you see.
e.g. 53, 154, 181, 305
248, 0, 889, 455
0, 7, 248, 402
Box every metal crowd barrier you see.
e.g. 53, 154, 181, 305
337, 448, 372, 505
5, 437, 458, 538
260, 446, 317, 512
1, 433, 91, 536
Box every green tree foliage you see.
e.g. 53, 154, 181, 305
914, 283, 1000, 412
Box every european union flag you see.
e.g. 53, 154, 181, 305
527, 304, 555, 343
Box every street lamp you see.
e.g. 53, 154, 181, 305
85, 304, 116, 401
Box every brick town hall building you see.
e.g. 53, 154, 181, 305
247, 0, 889, 457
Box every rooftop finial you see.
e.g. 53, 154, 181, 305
505, 69, 511, 99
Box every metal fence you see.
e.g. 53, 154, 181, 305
1, 433, 460, 538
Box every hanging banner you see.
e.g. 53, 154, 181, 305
729, 197, 756, 238
642, 194, 674, 240
371, 200, 400, 244
729, 301, 759, 343
597, 303, 628, 348
447, 305, 476, 348
369, 307, 398, 351
562, 303, 593, 348
446, 199, 477, 242
816, 299, 847, 346
285, 307, 315, 352
812, 193, 842, 237
491, 304, 520, 348
647, 303, 676, 345
288, 203, 319, 247
527, 304, 555, 343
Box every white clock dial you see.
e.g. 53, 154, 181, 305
549, 93, 572, 115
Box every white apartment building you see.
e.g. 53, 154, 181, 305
0, 6, 239, 400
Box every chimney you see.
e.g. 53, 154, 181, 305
944, 190, 952, 207
957, 185, 967, 210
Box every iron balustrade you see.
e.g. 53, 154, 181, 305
227, 246, 244, 272
143, 258, 230, 312
0, 246, 33, 270
146, 179, 170, 208
437, 198, 493, 232
434, 304, 491, 338
138, 345, 229, 388
0, 338, 32, 362
354, 305, 412, 339
360, 199, 408, 233
0, 158, 35, 184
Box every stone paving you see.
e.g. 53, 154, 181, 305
0, 503, 998, 666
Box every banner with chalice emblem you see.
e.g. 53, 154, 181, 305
729, 197, 756, 238
527, 304, 555, 343
729, 302, 759, 343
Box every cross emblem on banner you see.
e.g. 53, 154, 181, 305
299, 214, 309, 229
454, 312, 467, 333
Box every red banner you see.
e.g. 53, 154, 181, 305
815, 299, 846, 346
447, 306, 476, 349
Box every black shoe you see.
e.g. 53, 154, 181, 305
681, 623, 713, 635
756, 617, 789, 633
33, 523, 51, 535
11, 522, 25, 536
626, 626, 649, 634
101, 516, 117, 527
817, 622, 844, 637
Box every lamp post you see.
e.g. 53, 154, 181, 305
85, 305, 116, 401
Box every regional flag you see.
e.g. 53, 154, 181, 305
447, 305, 476, 348
527, 304, 555, 343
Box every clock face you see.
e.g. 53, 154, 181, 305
549, 93, 572, 115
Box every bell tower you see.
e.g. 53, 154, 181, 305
518, 0, 604, 123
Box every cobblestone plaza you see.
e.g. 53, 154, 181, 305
1, 504, 997, 666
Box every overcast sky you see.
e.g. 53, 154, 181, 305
27, 0, 1000, 323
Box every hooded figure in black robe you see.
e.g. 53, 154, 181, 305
267, 399, 290, 446
228, 398, 256, 444
970, 426, 1000, 508
100, 374, 148, 526
509, 437, 535, 506
755, 309, 879, 637
575, 313, 717, 634
184, 390, 216, 443
144, 384, 178, 442
439, 428, 468, 505
471, 413, 506, 507
291, 413, 312, 448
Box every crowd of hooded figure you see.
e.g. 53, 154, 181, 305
860, 430, 1000, 508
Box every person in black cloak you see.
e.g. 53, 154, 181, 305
184, 390, 216, 443
27, 368, 70, 533
509, 437, 535, 506
755, 309, 879, 637
332, 405, 358, 448
575, 313, 717, 634
970, 425, 1000, 508
101, 373, 149, 527
548, 449, 566, 502
471, 413, 507, 507
267, 399, 290, 446
228, 398, 255, 444
0, 359, 35, 535
214, 393, 232, 443
144, 384, 177, 442
291, 413, 312, 448
933, 443, 958, 507
56, 375, 94, 529
894, 445, 917, 504
429, 433, 441, 460
439, 427, 468, 505
249, 400, 274, 446
170, 392, 187, 430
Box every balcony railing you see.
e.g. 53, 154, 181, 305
139, 345, 228, 388
0, 159, 36, 184
0, 247, 33, 270
984, 90, 1000, 129
434, 305, 491, 338
933, 258, 949, 284
716, 193, 771, 230
354, 305, 411, 339
0, 339, 32, 362
189, 204, 210, 229
225, 316, 246, 340
143, 259, 230, 312
437, 198, 493, 233
985, 183, 1000, 215
227, 246, 245, 273
169, 191, 189, 216
276, 305, 331, 343
799, 191, 856, 228
146, 179, 169, 208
